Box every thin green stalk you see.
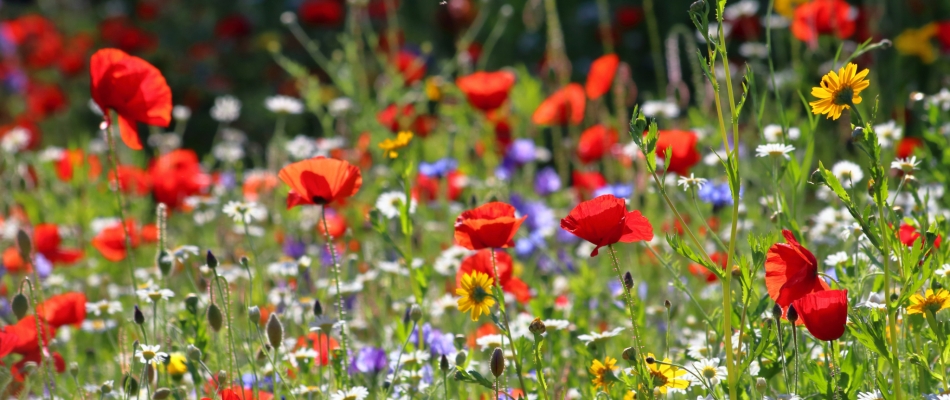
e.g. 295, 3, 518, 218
878, 204, 903, 400
533, 337, 551, 400
106, 123, 139, 291
606, 245, 651, 394
383, 321, 418, 399
642, 0, 666, 94
476, 9, 511, 71
489, 249, 529, 395
321, 205, 351, 388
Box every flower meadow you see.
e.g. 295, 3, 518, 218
3, 0, 950, 399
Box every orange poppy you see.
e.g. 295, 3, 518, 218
376, 103, 437, 136
532, 83, 586, 126
791, 0, 856, 45
278, 157, 362, 209
577, 124, 618, 164
454, 202, 526, 250
92, 220, 141, 262
765, 229, 830, 308
585, 54, 619, 100
90, 48, 172, 150
108, 165, 152, 195
456, 70, 516, 112
37, 292, 87, 328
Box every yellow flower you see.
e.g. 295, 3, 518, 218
809, 63, 870, 120
379, 131, 414, 159
166, 353, 188, 377
907, 289, 950, 315
425, 76, 444, 102
589, 356, 619, 391
895, 24, 938, 64
456, 271, 495, 321
623, 390, 637, 400
645, 353, 689, 394
774, 0, 808, 18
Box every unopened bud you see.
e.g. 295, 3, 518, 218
11, 293, 29, 320
440, 354, 449, 371
21, 361, 37, 374
157, 249, 172, 276
122, 375, 138, 394
689, 0, 705, 13
266, 313, 284, 349
664, 300, 672, 310
771, 304, 783, 319
454, 334, 466, 348
68, 362, 79, 377
786, 305, 798, 323
529, 318, 546, 335
206, 250, 218, 270
312, 299, 323, 317
134, 305, 145, 325
248, 306, 261, 323
216, 371, 228, 384
622, 347, 636, 361
851, 126, 864, 141
755, 377, 767, 392
623, 271, 634, 290
101, 380, 114, 394
184, 294, 199, 312
455, 351, 467, 366
16, 229, 32, 258
490, 348, 505, 378
186, 345, 202, 361
206, 304, 223, 332
645, 355, 656, 364
410, 304, 423, 322
152, 388, 171, 400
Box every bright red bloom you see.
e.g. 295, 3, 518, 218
577, 124, 618, 164
37, 292, 87, 328
148, 149, 210, 210
243, 172, 279, 202
414, 171, 465, 202
4, 15, 63, 70
0, 331, 18, 358
279, 157, 362, 209
58, 33, 94, 76
376, 103, 437, 136
560, 194, 653, 257
585, 54, 619, 100
791, 0, 856, 45
395, 50, 426, 85
299, 0, 345, 26
689, 251, 726, 283
92, 220, 141, 262
25, 82, 66, 119
454, 202, 526, 250
90, 48, 172, 150
214, 14, 253, 39
56, 149, 102, 182
532, 83, 586, 126
456, 71, 516, 112
791, 289, 848, 341
654, 130, 701, 175
457, 249, 532, 303
316, 209, 347, 239
2, 315, 55, 355
895, 137, 924, 159
765, 230, 830, 308
109, 165, 152, 196
220, 386, 274, 400
898, 224, 942, 248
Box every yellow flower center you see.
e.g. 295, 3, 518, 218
650, 369, 669, 387
142, 350, 156, 360
472, 286, 490, 303
702, 366, 717, 379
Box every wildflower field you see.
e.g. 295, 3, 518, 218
3, 0, 950, 398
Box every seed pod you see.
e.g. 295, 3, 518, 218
248, 306, 261, 323
216, 371, 228, 384
101, 380, 114, 394
186, 345, 202, 361
490, 348, 505, 378
16, 229, 31, 258
206, 250, 218, 270
409, 305, 423, 322
755, 377, 767, 393
622, 347, 636, 361
266, 313, 284, 349
645, 355, 656, 364
786, 305, 799, 323
122, 375, 138, 394
440, 354, 449, 371
529, 318, 546, 336
312, 300, 323, 317
11, 293, 29, 320
455, 351, 467, 366
623, 272, 634, 291
152, 388, 171, 400
134, 305, 145, 325
206, 304, 223, 332
157, 249, 172, 276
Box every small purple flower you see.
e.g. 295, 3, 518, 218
34, 254, 52, 279
351, 347, 388, 374
556, 226, 579, 243
420, 158, 458, 178
534, 167, 561, 195
698, 183, 742, 210
594, 184, 633, 199
409, 324, 457, 356
282, 237, 307, 259
506, 139, 536, 164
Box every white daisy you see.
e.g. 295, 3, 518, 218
375, 191, 417, 219
81, 319, 118, 333
857, 390, 884, 400
935, 264, 950, 278
222, 201, 267, 224
135, 344, 169, 365
855, 293, 886, 310
641, 100, 680, 119
873, 121, 902, 148
755, 143, 795, 160
723, 0, 758, 19
328, 97, 355, 117
824, 251, 850, 267
890, 156, 920, 173
210, 95, 241, 123
831, 160, 864, 189
212, 142, 244, 163
542, 319, 571, 331
677, 173, 708, 191
286, 135, 318, 160
265, 95, 304, 114
763, 124, 801, 142
85, 300, 123, 316
475, 334, 505, 351
577, 327, 625, 345
686, 358, 728, 386
1, 126, 31, 153
135, 286, 175, 303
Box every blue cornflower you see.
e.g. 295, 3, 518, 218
534, 167, 561, 195
351, 347, 388, 374
419, 158, 458, 178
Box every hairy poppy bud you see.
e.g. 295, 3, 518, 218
786, 305, 798, 323
312, 299, 323, 317
134, 305, 145, 325
850, 126, 864, 142
207, 304, 223, 332
122, 375, 138, 394
623, 271, 634, 291
68, 362, 79, 377
206, 250, 218, 270
455, 351, 467, 366
186, 345, 202, 361
529, 318, 546, 336
184, 294, 199, 313
490, 348, 505, 378
755, 377, 767, 392
152, 388, 171, 400
266, 313, 284, 349
771, 303, 783, 319
216, 371, 228, 384
440, 354, 449, 371
622, 347, 636, 361
101, 380, 114, 394
645, 355, 656, 364
410, 305, 423, 322
11, 293, 29, 320
16, 229, 31, 258
689, 0, 705, 13
157, 249, 172, 276
664, 300, 672, 310
248, 306, 261, 323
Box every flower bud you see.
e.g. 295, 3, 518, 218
455, 351, 467, 366
206, 250, 218, 270
280, 12, 296, 25
623, 271, 634, 291
186, 345, 202, 361
134, 305, 145, 325
102, 380, 114, 394
529, 318, 546, 336
216, 371, 228, 384
786, 305, 798, 323
664, 300, 672, 310
622, 347, 636, 361
152, 388, 171, 400
850, 126, 864, 142
312, 299, 323, 317
184, 294, 199, 312
645, 355, 656, 364
490, 348, 505, 378
207, 304, 223, 332
266, 313, 284, 349
11, 293, 29, 320
440, 354, 449, 371
689, 0, 705, 13
68, 362, 79, 377
122, 375, 138, 394
755, 377, 767, 393
16, 229, 31, 258
21, 361, 37, 374
157, 249, 172, 276
248, 306, 261, 323
771, 303, 783, 319
454, 334, 466, 348
410, 304, 423, 322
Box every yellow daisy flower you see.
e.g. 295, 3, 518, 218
589, 356, 619, 391
456, 271, 495, 321
907, 289, 950, 315
809, 63, 870, 120
623, 390, 637, 400
379, 131, 414, 159
894, 24, 938, 64
166, 352, 188, 378
645, 353, 689, 394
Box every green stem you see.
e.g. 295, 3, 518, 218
321, 205, 351, 388
533, 337, 550, 400
642, 0, 666, 94
489, 249, 529, 395
878, 203, 902, 400
606, 245, 651, 394
106, 122, 139, 291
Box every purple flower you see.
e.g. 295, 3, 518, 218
420, 158, 458, 178
506, 139, 536, 164
351, 347, 388, 374
698, 182, 742, 210
282, 237, 307, 259
534, 167, 561, 195
409, 324, 457, 356
594, 184, 633, 199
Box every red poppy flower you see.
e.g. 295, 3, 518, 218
37, 292, 87, 328
414, 171, 465, 202
532, 83, 586, 126
456, 71, 516, 112
98, 16, 158, 53
791, 0, 856, 45
2, 224, 84, 273
109, 165, 152, 195
299, 332, 340, 366
90, 48, 172, 150
938, 21, 950, 51
572, 171, 607, 198
58, 33, 94, 76
148, 149, 210, 210
214, 14, 252, 39
560, 194, 653, 257
316, 209, 347, 238
791, 289, 848, 341
299, 0, 345, 26
616, 6, 643, 29
577, 124, 618, 164
585, 54, 619, 100
376, 103, 437, 136
895, 137, 923, 159
454, 202, 526, 250
0, 331, 18, 358
5, 15, 63, 70
55, 149, 102, 182
92, 220, 141, 262
2, 315, 55, 355
220, 386, 274, 400
243, 172, 279, 202
279, 157, 362, 209
653, 130, 701, 175
765, 230, 830, 308
395, 50, 426, 85
457, 250, 531, 303
898, 224, 942, 248
25, 82, 66, 119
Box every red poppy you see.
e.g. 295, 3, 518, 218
577, 124, 618, 164
572, 171, 607, 198
454, 202, 526, 250
414, 171, 465, 202
25, 82, 66, 119
765, 230, 830, 308
243, 172, 279, 202
149, 149, 210, 210
214, 14, 253, 39
279, 157, 362, 209
532, 83, 586, 126
299, 0, 345, 26
494, 118, 513, 151
616, 6, 643, 29
316, 209, 347, 238
57, 33, 94, 77
898, 224, 942, 248
220, 386, 274, 400
456, 71, 516, 112
37, 292, 87, 328
90, 48, 172, 150
376, 103, 437, 136
0, 331, 18, 358
585, 54, 619, 100
2, 315, 55, 355
98, 16, 158, 53
299, 332, 340, 366
5, 15, 63, 70
395, 50, 426, 85
141, 224, 159, 243
937, 21, 950, 51
55, 149, 102, 182
456, 249, 532, 303
791, 0, 856, 45
791, 289, 848, 341
2, 224, 84, 273
895, 137, 924, 159
109, 165, 152, 195
92, 220, 141, 262
653, 130, 701, 175
560, 194, 653, 257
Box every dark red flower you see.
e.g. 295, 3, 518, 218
791, 289, 848, 341
616, 6, 643, 29
689, 251, 726, 283
792, 0, 856, 45
279, 157, 362, 209
376, 103, 437, 137
898, 224, 942, 248
149, 149, 210, 210
0, 331, 18, 358
299, 0, 345, 26
895, 137, 924, 159
58, 33, 94, 76
25, 81, 66, 119
572, 171, 607, 198
4, 15, 63, 70
765, 230, 830, 308
577, 124, 618, 164
457, 250, 532, 303
395, 50, 426, 85
532, 83, 586, 126
653, 130, 701, 175
938, 21, 950, 51
454, 202, 526, 250
560, 194, 653, 257
92, 220, 141, 262
214, 14, 253, 39
456, 71, 516, 112
90, 48, 172, 150
98, 16, 158, 54
585, 54, 619, 100
414, 171, 465, 202
37, 292, 87, 328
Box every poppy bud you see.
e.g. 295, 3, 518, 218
890, 291, 899, 302
248, 306, 261, 323
184, 294, 199, 313
102, 380, 114, 394
122, 375, 138, 394
731, 265, 741, 277
186, 345, 202, 361
152, 388, 171, 400
689, 0, 705, 13
68, 362, 79, 377
16, 230, 31, 258
206, 250, 218, 270
771, 304, 783, 319
402, 306, 411, 325
440, 354, 449, 371
851, 126, 864, 141
410, 304, 423, 322
645, 355, 655, 364
312, 299, 323, 317
490, 348, 505, 378
240, 257, 250, 269
529, 318, 546, 336
623, 271, 634, 291
455, 351, 467, 366
216, 371, 228, 384
454, 334, 466, 348
134, 305, 145, 325
266, 313, 284, 349
622, 347, 636, 361
207, 304, 223, 332
157, 249, 172, 276
20, 362, 36, 375
664, 300, 672, 310
11, 293, 29, 320
786, 305, 798, 323
809, 169, 826, 185
755, 377, 767, 392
